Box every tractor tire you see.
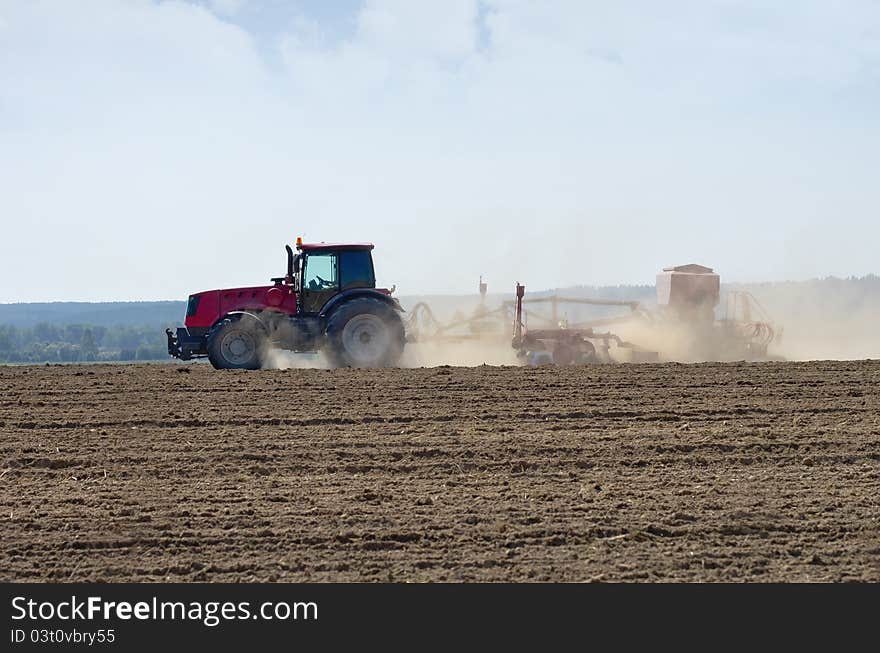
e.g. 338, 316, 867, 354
206, 316, 267, 370
325, 297, 405, 368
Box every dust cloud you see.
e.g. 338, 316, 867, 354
263, 347, 330, 370
779, 329, 880, 361
396, 292, 522, 367
607, 298, 880, 364
738, 279, 880, 361
744, 308, 880, 361
610, 319, 703, 363
400, 340, 521, 367
258, 276, 879, 368
263, 341, 519, 370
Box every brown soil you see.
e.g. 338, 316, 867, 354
1, 361, 878, 582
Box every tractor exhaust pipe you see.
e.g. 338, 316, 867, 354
285, 245, 294, 284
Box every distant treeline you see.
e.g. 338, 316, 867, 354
0, 301, 185, 328
0, 300, 183, 363
0, 323, 169, 363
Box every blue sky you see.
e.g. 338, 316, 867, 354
1, 0, 878, 301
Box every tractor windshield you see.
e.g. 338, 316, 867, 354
304, 253, 338, 291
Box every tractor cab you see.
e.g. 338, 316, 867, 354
288, 241, 378, 314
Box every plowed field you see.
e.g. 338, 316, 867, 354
2, 361, 878, 582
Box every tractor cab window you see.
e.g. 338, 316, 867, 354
339, 250, 375, 290
304, 253, 338, 292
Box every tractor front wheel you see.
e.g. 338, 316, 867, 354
206, 317, 267, 370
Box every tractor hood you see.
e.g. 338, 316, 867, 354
183, 285, 297, 329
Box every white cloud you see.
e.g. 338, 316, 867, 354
208, 0, 245, 17
357, 0, 477, 60
0, 1, 879, 301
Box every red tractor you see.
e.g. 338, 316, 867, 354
166, 239, 405, 369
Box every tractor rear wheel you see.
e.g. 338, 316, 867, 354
325, 297, 405, 368
206, 316, 267, 370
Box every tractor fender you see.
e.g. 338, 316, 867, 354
210, 311, 269, 333
319, 289, 403, 318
